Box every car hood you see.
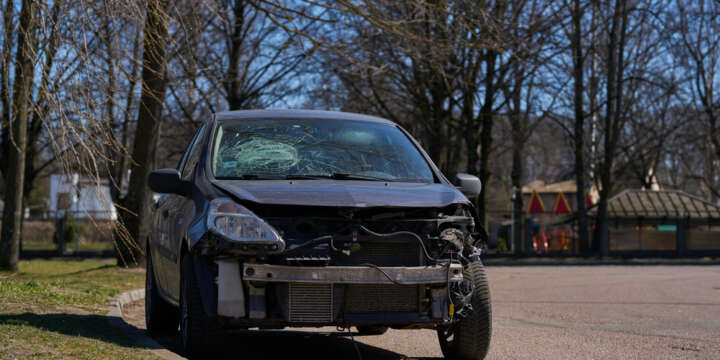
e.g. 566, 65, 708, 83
212, 180, 469, 208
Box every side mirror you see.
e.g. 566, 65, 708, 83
148, 168, 191, 196
454, 173, 482, 197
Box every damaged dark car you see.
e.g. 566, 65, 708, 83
146, 110, 492, 359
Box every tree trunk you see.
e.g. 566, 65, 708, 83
571, 0, 590, 254
226, 0, 247, 110
477, 103, 493, 228
110, 25, 142, 204
477, 51, 497, 228
117, 0, 171, 266
594, 0, 626, 257
0, 0, 38, 272
0, 0, 16, 180
510, 112, 524, 254
707, 111, 720, 167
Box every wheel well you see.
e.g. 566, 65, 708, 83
178, 233, 192, 266
179, 240, 218, 317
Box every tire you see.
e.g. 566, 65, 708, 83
437, 261, 492, 360
180, 254, 213, 359
145, 249, 179, 336
356, 326, 389, 335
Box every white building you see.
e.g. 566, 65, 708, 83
49, 174, 117, 220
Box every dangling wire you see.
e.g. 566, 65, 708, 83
348, 327, 363, 360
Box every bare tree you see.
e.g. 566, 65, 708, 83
118, 0, 172, 266
593, 0, 672, 254
569, 0, 591, 253
502, 0, 559, 252
0, 0, 39, 271
671, 0, 720, 197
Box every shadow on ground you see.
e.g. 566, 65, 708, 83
0, 312, 442, 359
0, 313, 162, 350
154, 328, 442, 360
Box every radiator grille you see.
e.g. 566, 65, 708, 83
288, 283, 333, 322
344, 284, 419, 313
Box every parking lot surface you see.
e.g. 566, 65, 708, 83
124, 265, 720, 359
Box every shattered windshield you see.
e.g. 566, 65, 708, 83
211, 118, 435, 183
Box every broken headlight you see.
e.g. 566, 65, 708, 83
439, 228, 467, 251
207, 198, 283, 246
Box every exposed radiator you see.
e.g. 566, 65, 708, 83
342, 241, 422, 266
344, 284, 419, 313
288, 283, 334, 323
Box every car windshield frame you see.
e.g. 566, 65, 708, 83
208, 117, 438, 183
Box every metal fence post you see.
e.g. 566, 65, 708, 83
676, 219, 686, 257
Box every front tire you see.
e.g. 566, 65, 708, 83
437, 261, 492, 360
356, 325, 389, 335
145, 249, 179, 336
180, 254, 213, 359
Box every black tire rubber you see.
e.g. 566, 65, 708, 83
437, 261, 492, 360
356, 325, 389, 335
145, 249, 179, 336
180, 254, 213, 359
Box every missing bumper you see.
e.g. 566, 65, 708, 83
242, 263, 463, 285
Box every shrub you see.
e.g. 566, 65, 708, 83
496, 236, 509, 253
53, 212, 83, 246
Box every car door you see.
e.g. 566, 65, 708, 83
148, 193, 169, 292
163, 123, 207, 298
151, 193, 174, 295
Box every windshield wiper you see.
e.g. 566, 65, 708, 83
234, 174, 285, 180
331, 172, 389, 181
284, 174, 329, 180
285, 173, 390, 181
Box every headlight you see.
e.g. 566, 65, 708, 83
207, 199, 283, 246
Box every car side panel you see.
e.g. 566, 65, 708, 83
149, 195, 175, 300
167, 194, 196, 298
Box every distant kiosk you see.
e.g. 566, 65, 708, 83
520, 179, 597, 254
49, 174, 117, 220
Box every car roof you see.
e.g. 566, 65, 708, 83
213, 109, 396, 125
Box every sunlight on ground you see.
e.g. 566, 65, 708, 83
0, 259, 157, 359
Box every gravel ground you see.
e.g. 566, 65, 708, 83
123, 265, 720, 359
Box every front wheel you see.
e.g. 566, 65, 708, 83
437, 261, 492, 360
356, 325, 389, 335
180, 255, 213, 359
145, 249, 179, 336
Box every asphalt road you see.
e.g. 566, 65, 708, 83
123, 265, 720, 359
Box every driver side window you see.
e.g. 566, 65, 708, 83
180, 124, 207, 180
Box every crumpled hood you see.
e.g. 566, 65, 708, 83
212, 180, 469, 208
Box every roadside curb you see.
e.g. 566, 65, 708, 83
107, 288, 185, 360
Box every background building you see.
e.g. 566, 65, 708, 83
49, 174, 117, 220
588, 189, 720, 255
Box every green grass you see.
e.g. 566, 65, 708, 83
22, 241, 115, 252
0, 260, 158, 359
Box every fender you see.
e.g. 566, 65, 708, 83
192, 253, 218, 317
